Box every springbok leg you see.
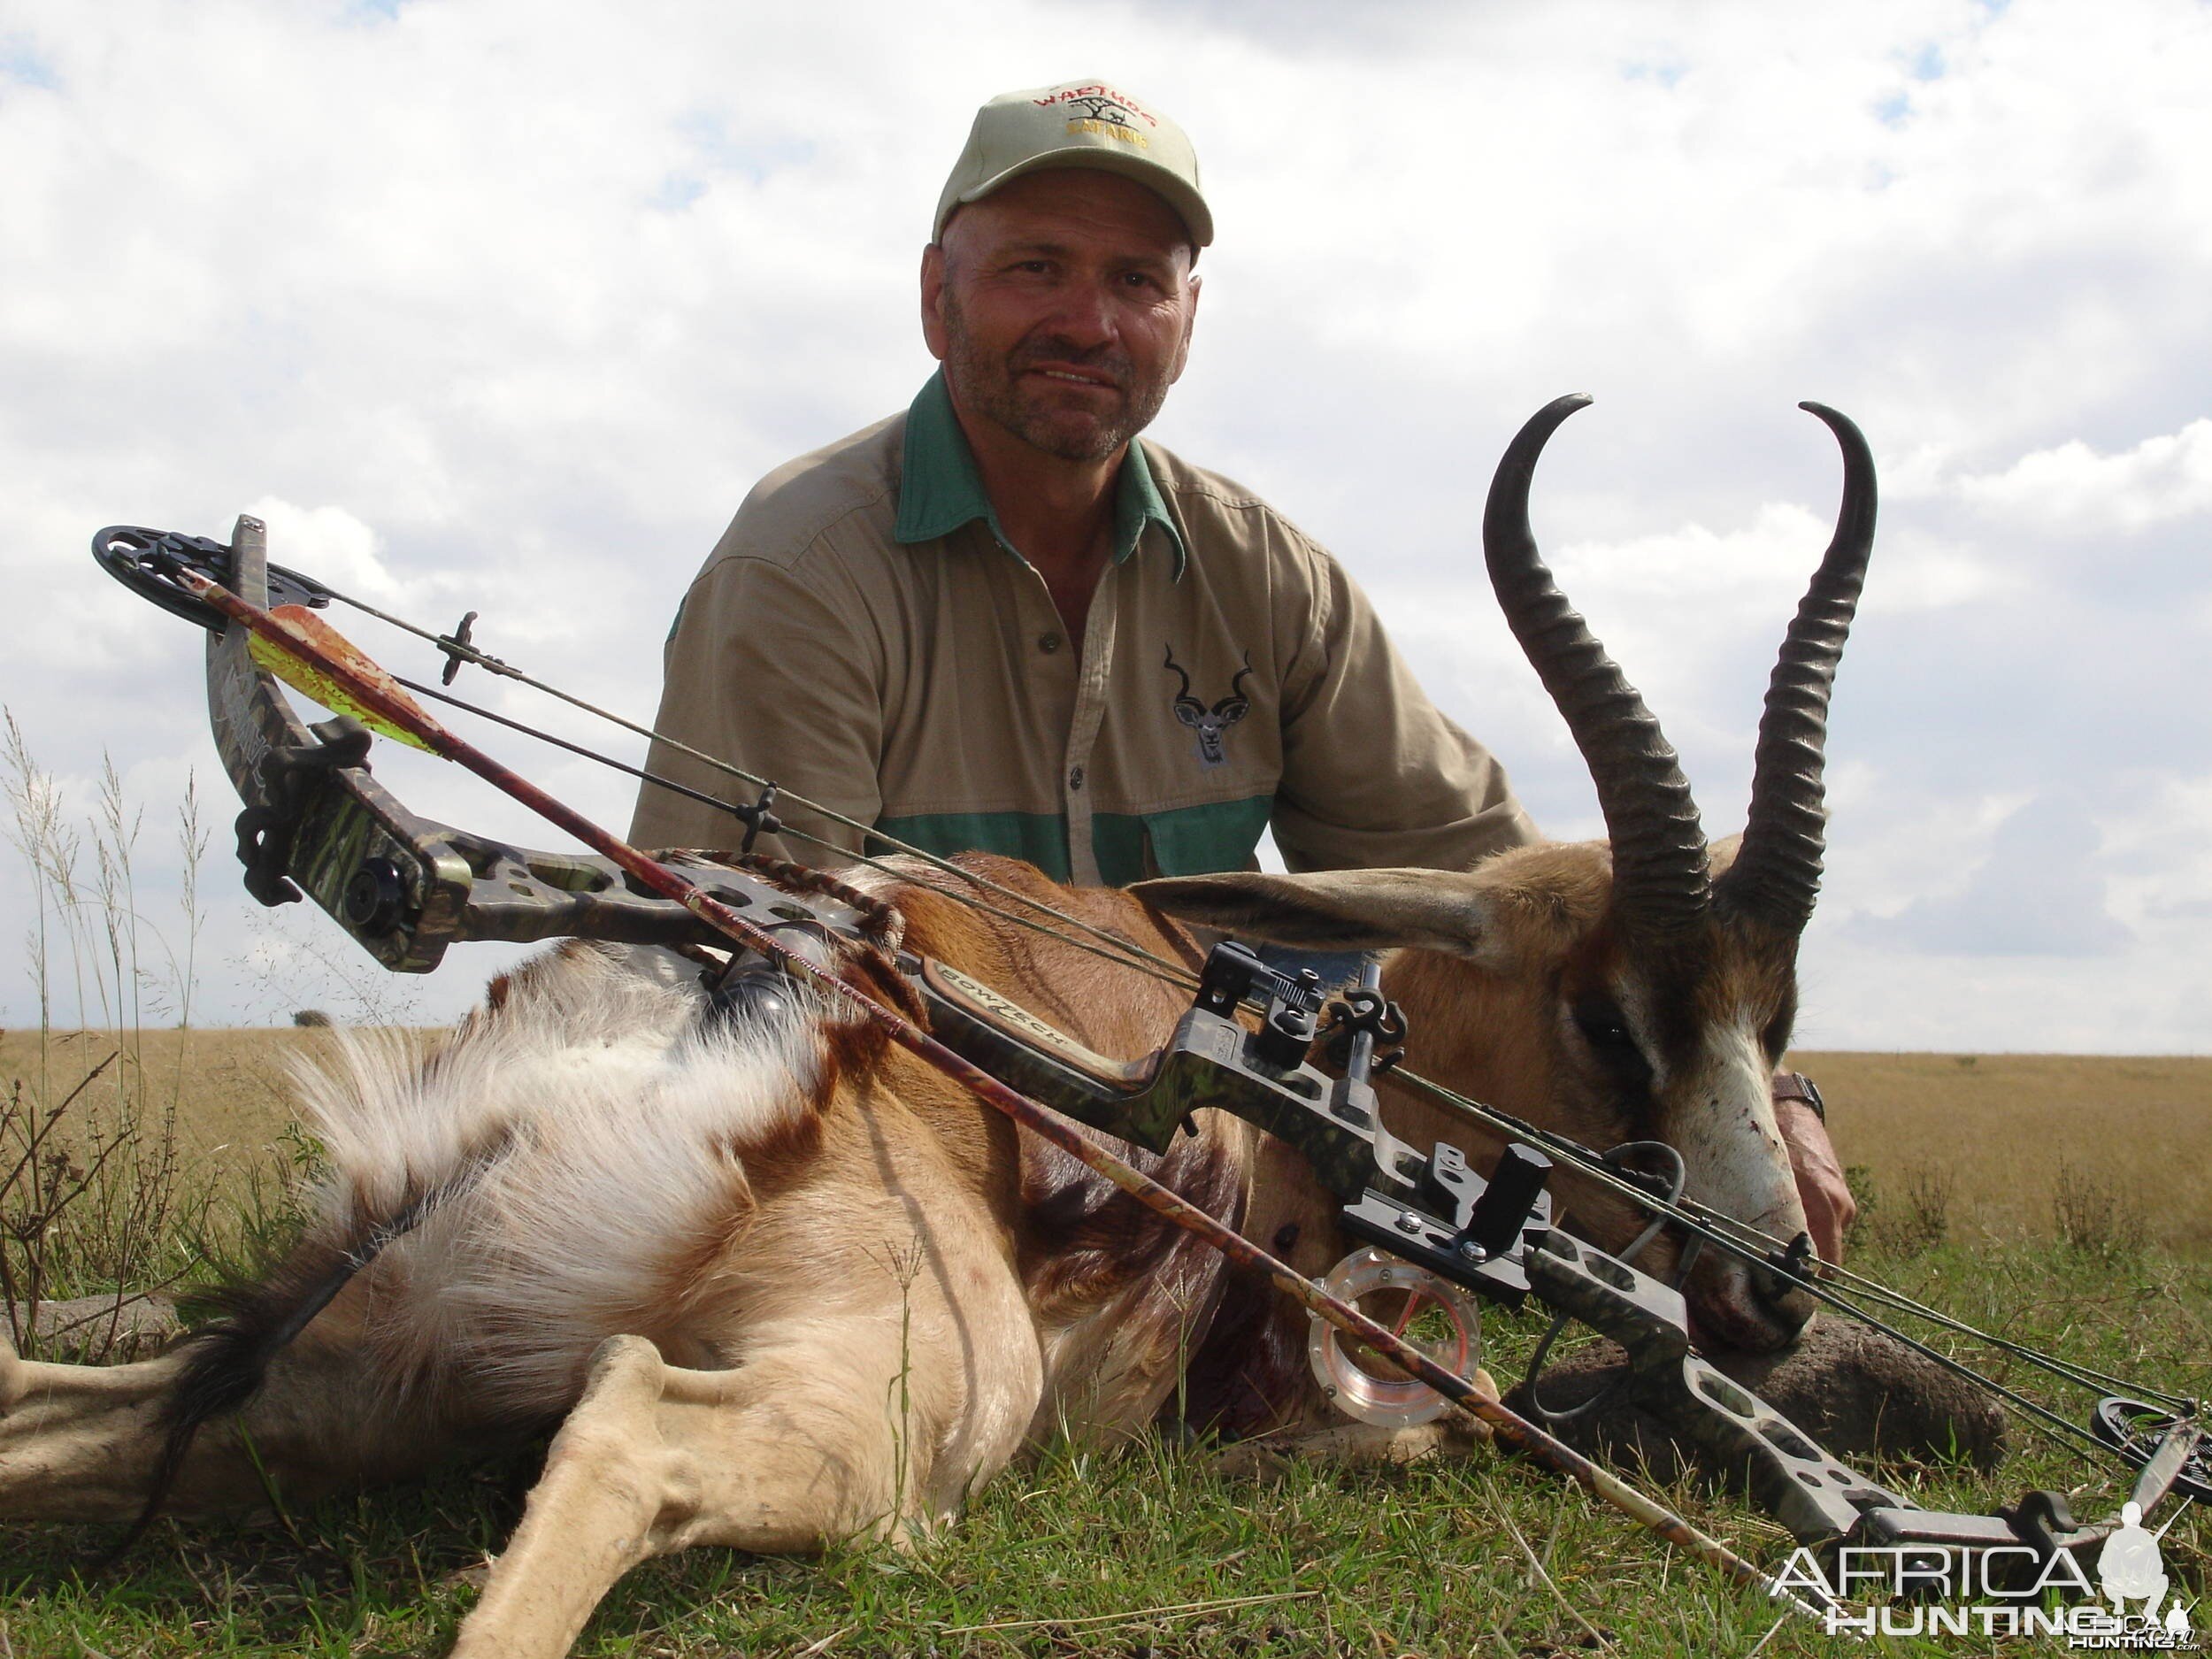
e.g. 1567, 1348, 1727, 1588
0, 1338, 198, 1522
453, 1294, 1044, 1657
0, 1324, 486, 1524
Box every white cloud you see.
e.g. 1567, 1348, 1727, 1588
241, 500, 403, 605
1, 0, 2208, 1052
1955, 420, 2212, 531
2101, 773, 2212, 931
1855, 796, 2131, 958
1819, 787, 2036, 925
1849, 527, 2008, 615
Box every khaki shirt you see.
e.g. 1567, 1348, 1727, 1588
631, 373, 1537, 885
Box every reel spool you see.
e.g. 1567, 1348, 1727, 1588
1308, 1245, 1485, 1428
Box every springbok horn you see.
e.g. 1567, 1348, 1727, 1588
1714, 402, 1878, 936
1483, 396, 1711, 944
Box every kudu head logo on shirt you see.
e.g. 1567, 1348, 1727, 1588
1162, 645, 1254, 769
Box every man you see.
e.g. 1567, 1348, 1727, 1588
630, 78, 1853, 1257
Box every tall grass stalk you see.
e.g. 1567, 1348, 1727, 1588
1, 710, 212, 1360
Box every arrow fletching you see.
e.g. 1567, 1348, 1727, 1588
249, 606, 445, 753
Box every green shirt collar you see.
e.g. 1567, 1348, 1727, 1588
893, 370, 1187, 578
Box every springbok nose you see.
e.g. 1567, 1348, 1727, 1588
1686, 1236, 1819, 1352
1747, 1238, 1818, 1336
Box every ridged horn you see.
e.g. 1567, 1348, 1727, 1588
1715, 402, 1878, 935
1482, 396, 1710, 944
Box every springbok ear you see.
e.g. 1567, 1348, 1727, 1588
1131, 869, 1505, 963
1706, 831, 1742, 878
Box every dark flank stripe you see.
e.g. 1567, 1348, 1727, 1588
116, 1174, 470, 1558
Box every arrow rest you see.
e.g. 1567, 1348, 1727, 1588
1321, 983, 1408, 1075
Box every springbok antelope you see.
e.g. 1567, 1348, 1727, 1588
0, 398, 1870, 1656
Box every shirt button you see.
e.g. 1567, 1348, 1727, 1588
1068, 765, 1085, 791
1039, 632, 1062, 654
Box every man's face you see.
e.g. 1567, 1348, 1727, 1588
921, 169, 1200, 465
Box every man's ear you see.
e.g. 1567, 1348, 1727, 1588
1132, 868, 1510, 969
1169, 268, 1200, 384
919, 242, 949, 362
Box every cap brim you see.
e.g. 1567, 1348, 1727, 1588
942, 149, 1213, 249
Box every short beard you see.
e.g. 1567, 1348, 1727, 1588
940, 289, 1171, 464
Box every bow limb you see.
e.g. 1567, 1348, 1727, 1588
205, 512, 476, 968
196, 513, 726, 966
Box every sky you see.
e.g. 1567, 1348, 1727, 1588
1, 0, 2207, 1050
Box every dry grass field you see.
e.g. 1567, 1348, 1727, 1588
0, 1025, 431, 1172
7, 1029, 2208, 1249
4, 1026, 2208, 1655
1796, 1049, 2212, 1251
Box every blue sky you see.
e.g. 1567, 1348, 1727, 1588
1, 0, 2208, 1049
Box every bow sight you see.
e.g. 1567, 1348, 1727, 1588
93, 515, 2207, 1612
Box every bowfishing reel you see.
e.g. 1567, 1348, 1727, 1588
93, 524, 334, 631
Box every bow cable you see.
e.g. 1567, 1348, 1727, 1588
390, 665, 1203, 987
1391, 1069, 2196, 1463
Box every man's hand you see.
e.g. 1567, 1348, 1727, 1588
1773, 1085, 1856, 1266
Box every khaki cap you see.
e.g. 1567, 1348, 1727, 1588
933, 80, 1212, 249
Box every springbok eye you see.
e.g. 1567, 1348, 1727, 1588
1572, 1000, 1631, 1049
1572, 997, 1654, 1094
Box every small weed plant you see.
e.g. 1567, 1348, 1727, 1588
2053, 1158, 2149, 1259
1850, 1159, 1955, 1257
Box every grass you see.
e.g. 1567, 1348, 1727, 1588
0, 1025, 345, 1170
1798, 1050, 2212, 1251
1, 1240, 2204, 1656
3, 723, 2206, 1655
1, 712, 221, 1362
19, 1033, 2200, 1255
4, 1061, 2206, 1656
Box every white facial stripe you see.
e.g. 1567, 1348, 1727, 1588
1668, 1021, 1808, 1238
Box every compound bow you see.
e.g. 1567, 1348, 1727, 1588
92, 492, 2204, 1624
